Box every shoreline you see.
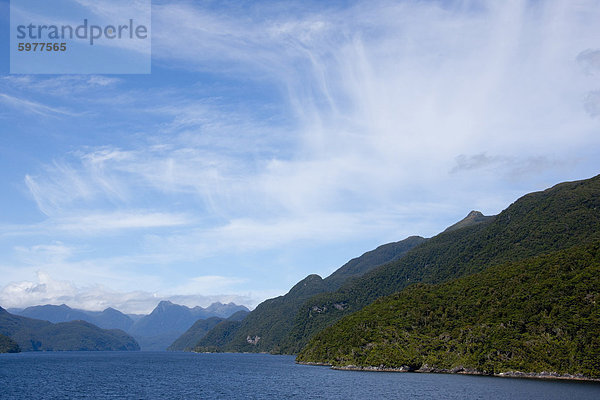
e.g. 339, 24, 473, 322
296, 362, 600, 382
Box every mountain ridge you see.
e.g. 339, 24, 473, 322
297, 241, 600, 379
282, 174, 600, 353
194, 235, 426, 353
130, 300, 249, 351
0, 307, 139, 351
9, 301, 250, 351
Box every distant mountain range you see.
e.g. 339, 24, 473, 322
129, 301, 249, 351
7, 301, 249, 351
0, 307, 139, 351
9, 304, 135, 331
195, 174, 600, 379
4, 174, 599, 379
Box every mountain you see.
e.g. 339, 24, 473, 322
0, 333, 20, 353
443, 210, 492, 232
203, 303, 251, 318
130, 301, 249, 351
169, 310, 250, 352
194, 236, 426, 353
322, 236, 427, 290
12, 304, 134, 332
92, 307, 136, 331
0, 307, 139, 351
168, 317, 225, 351
9, 301, 249, 351
193, 311, 249, 351
11, 304, 91, 323
284, 174, 600, 353
298, 241, 600, 379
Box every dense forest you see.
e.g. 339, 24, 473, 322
0, 333, 20, 353
298, 242, 600, 378
283, 175, 600, 353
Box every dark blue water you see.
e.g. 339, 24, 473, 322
1, 352, 599, 399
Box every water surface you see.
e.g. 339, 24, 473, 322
1, 352, 599, 399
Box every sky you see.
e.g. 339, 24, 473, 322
0, 0, 599, 314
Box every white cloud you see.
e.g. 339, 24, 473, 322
171, 275, 247, 296
0, 93, 77, 117
0, 271, 258, 314
1, 75, 121, 95
577, 49, 600, 75
53, 211, 192, 233
3, 0, 600, 308
15, 0, 600, 264
14, 242, 73, 265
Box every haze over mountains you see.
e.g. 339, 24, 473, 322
0, 307, 139, 351
129, 301, 249, 351
9, 304, 136, 331
6, 301, 249, 351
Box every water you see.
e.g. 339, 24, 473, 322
1, 352, 599, 399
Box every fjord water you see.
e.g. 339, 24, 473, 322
1, 352, 598, 399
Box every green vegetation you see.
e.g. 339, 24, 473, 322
195, 320, 245, 352
443, 210, 492, 233
194, 236, 425, 353
168, 317, 225, 351
195, 274, 329, 353
288, 175, 600, 352
321, 236, 427, 290
0, 307, 140, 351
0, 333, 20, 353
298, 242, 600, 378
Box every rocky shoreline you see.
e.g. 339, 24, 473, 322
296, 362, 600, 382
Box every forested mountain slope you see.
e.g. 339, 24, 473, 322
298, 241, 600, 379
285, 175, 600, 352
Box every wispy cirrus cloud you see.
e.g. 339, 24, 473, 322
1, 75, 120, 96
2, 0, 600, 311
0, 93, 78, 117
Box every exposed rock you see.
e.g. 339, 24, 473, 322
246, 335, 260, 345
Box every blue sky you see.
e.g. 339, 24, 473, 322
1, 0, 599, 313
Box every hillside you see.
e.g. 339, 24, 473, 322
167, 317, 224, 351
322, 236, 427, 290
169, 311, 250, 351
194, 236, 425, 353
12, 304, 134, 332
130, 301, 249, 351
0, 333, 20, 353
193, 312, 248, 351
0, 307, 139, 351
298, 242, 600, 379
285, 175, 600, 352
443, 210, 492, 233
